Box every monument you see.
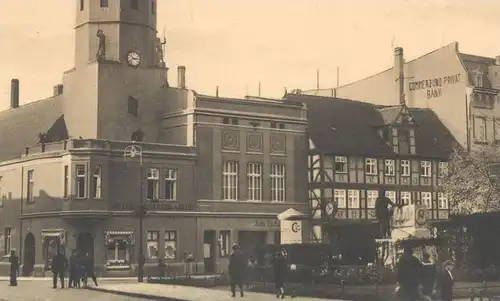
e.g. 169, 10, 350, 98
277, 208, 308, 244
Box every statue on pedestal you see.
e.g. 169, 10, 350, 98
375, 189, 403, 239
96, 29, 106, 61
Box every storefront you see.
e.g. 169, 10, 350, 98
104, 230, 135, 270
41, 229, 65, 271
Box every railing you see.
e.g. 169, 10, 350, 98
23, 139, 196, 157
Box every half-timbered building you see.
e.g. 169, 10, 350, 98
285, 94, 460, 242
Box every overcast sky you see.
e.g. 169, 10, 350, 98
1, 0, 499, 110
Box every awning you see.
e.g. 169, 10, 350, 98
104, 230, 135, 244
41, 229, 65, 245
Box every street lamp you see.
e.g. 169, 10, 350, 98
124, 144, 146, 283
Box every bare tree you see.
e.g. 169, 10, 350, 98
442, 144, 500, 216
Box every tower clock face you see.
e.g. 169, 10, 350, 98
127, 51, 141, 67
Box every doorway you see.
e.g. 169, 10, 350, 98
238, 231, 267, 260
76, 232, 94, 264
203, 231, 216, 273
23, 233, 35, 276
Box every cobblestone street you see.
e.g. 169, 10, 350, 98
0, 280, 144, 301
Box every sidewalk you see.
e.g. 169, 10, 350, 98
0, 276, 138, 282
86, 283, 344, 301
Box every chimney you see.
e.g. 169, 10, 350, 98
53, 84, 64, 96
10, 79, 19, 109
394, 47, 405, 105
216, 86, 219, 98
177, 66, 186, 89
496, 55, 500, 66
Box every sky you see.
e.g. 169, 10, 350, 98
1, 0, 500, 110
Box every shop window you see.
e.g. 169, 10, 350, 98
104, 231, 133, 269
147, 231, 159, 260
219, 231, 231, 258
165, 231, 177, 260
4, 227, 11, 254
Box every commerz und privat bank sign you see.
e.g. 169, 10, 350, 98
408, 73, 462, 100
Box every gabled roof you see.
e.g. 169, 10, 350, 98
0, 96, 67, 162
285, 94, 458, 159
458, 53, 496, 87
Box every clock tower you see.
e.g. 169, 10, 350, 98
63, 0, 169, 141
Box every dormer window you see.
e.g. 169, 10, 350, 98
381, 127, 391, 141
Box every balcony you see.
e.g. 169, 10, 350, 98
109, 201, 196, 212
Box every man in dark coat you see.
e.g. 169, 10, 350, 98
421, 252, 436, 297
82, 252, 98, 287
437, 260, 455, 301
9, 250, 19, 286
68, 250, 80, 288
228, 244, 246, 297
375, 189, 401, 238
272, 249, 289, 299
51, 249, 68, 289
396, 246, 423, 301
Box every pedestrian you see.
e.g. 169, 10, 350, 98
421, 252, 436, 297
9, 249, 19, 287
396, 246, 423, 301
272, 249, 289, 299
68, 250, 80, 288
82, 252, 98, 287
51, 249, 68, 289
436, 260, 455, 301
375, 189, 401, 239
228, 243, 246, 297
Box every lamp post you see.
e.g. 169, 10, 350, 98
124, 144, 146, 283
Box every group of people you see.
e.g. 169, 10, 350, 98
397, 247, 455, 301
8, 248, 98, 289
228, 244, 290, 298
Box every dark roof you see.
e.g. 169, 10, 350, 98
458, 53, 496, 87
285, 94, 458, 159
0, 96, 67, 162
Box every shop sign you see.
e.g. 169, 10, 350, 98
408, 73, 462, 100
392, 204, 428, 229
252, 219, 280, 228
281, 220, 302, 244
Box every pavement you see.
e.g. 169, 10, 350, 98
86, 283, 344, 301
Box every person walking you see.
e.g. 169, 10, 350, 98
421, 252, 437, 297
9, 250, 19, 287
82, 252, 98, 287
396, 246, 423, 301
51, 249, 68, 289
68, 250, 81, 288
273, 249, 289, 299
437, 260, 455, 301
228, 244, 246, 297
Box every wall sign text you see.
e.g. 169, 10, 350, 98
408, 73, 461, 100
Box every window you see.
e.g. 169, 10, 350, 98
334, 189, 346, 208
92, 165, 102, 199
219, 231, 231, 258
80, 0, 84, 11
438, 162, 448, 178
347, 190, 360, 208
474, 116, 487, 141
438, 193, 448, 209
147, 168, 159, 200
420, 161, 432, 177
334, 156, 347, 173
223, 161, 239, 200
366, 190, 379, 208
106, 238, 129, 265
131, 0, 139, 9
100, 0, 108, 7
247, 163, 262, 201
128, 96, 138, 117
385, 191, 396, 204
401, 191, 412, 205
400, 160, 410, 176
384, 159, 395, 176
4, 228, 11, 254
152, 1, 156, 14
63, 166, 68, 198
271, 122, 285, 129
146, 231, 159, 260
76, 165, 86, 198
279, 123, 285, 129
421, 192, 432, 208
476, 74, 483, 87
164, 231, 177, 260
27, 170, 34, 202
270, 164, 286, 202
164, 169, 177, 200
365, 158, 377, 175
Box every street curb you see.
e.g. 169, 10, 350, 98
85, 286, 188, 301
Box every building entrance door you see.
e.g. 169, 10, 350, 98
23, 233, 35, 276
76, 232, 94, 263
203, 231, 216, 273
238, 231, 267, 261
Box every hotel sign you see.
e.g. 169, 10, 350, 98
408, 73, 462, 100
